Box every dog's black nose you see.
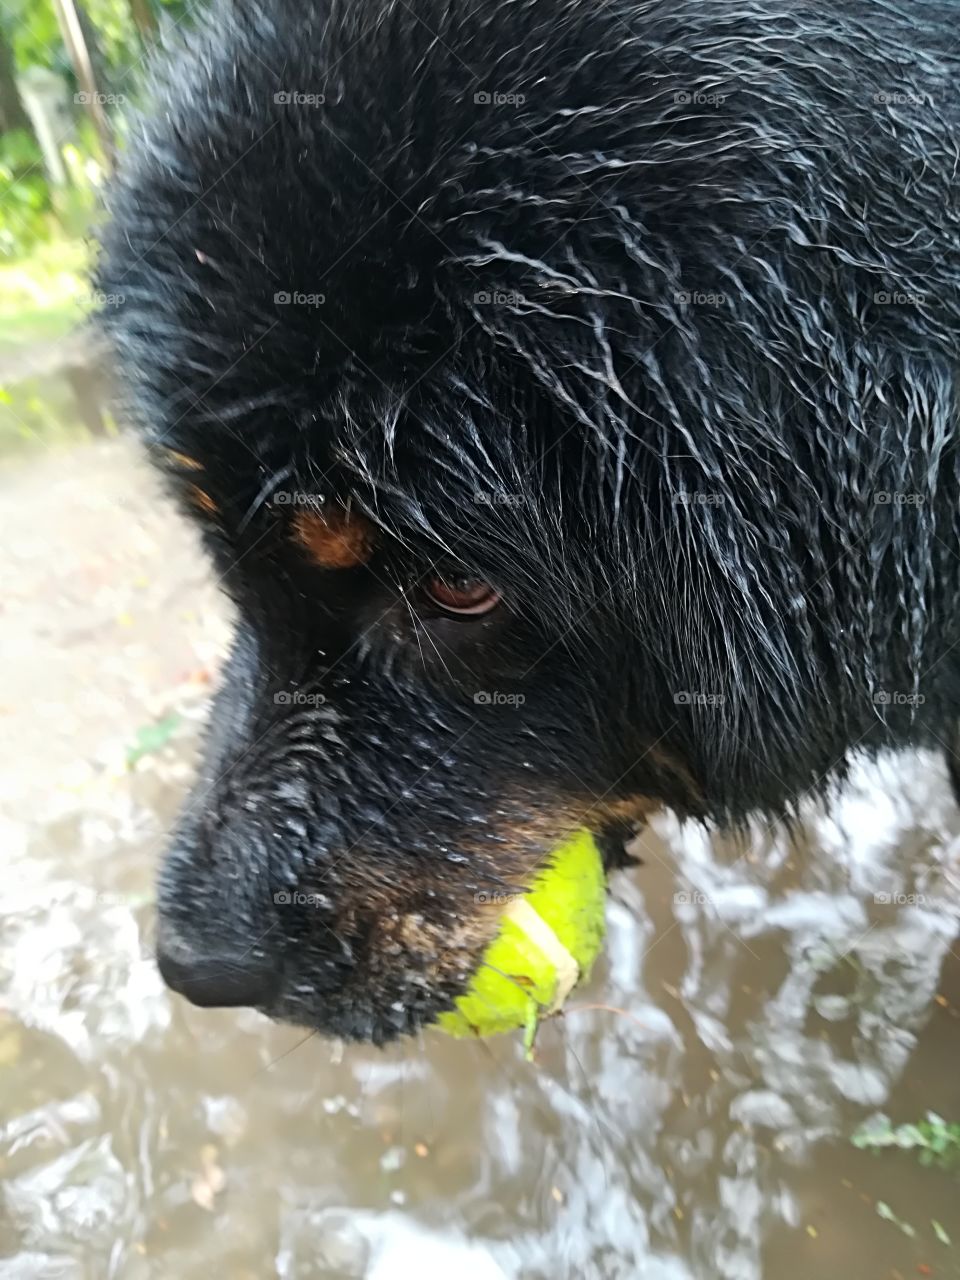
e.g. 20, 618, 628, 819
156, 929, 277, 1009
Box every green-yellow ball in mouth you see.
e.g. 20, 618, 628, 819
434, 828, 607, 1045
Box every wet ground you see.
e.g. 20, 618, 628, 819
1, 437, 959, 1280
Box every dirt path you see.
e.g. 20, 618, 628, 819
0, 437, 228, 824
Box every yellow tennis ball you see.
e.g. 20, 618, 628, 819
435, 828, 606, 1044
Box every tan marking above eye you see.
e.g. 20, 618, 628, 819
188, 484, 219, 515
165, 449, 204, 471
292, 507, 375, 569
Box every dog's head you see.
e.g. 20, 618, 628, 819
140, 479, 678, 1040
101, 340, 696, 1043
110, 403, 692, 1043
98, 0, 949, 1038
99, 0, 718, 1042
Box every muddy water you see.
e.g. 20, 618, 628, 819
1, 439, 959, 1280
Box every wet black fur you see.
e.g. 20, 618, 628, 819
99, 0, 960, 1040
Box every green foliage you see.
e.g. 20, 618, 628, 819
0, 129, 53, 256
1, 0, 202, 84
0, 377, 83, 451
127, 713, 183, 767
86, 0, 144, 75
0, 0, 206, 453
0, 0, 204, 259
1, 0, 68, 79
0, 234, 89, 326
852, 1111, 960, 1172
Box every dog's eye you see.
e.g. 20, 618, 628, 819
422, 575, 500, 616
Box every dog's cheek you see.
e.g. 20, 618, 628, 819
312, 797, 600, 992
346, 896, 501, 995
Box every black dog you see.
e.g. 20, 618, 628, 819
98, 0, 960, 1042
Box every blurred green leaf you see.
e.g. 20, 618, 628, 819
853, 1111, 960, 1172
127, 712, 183, 767
875, 1200, 916, 1237
932, 1219, 951, 1246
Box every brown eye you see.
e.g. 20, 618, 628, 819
422, 575, 500, 616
